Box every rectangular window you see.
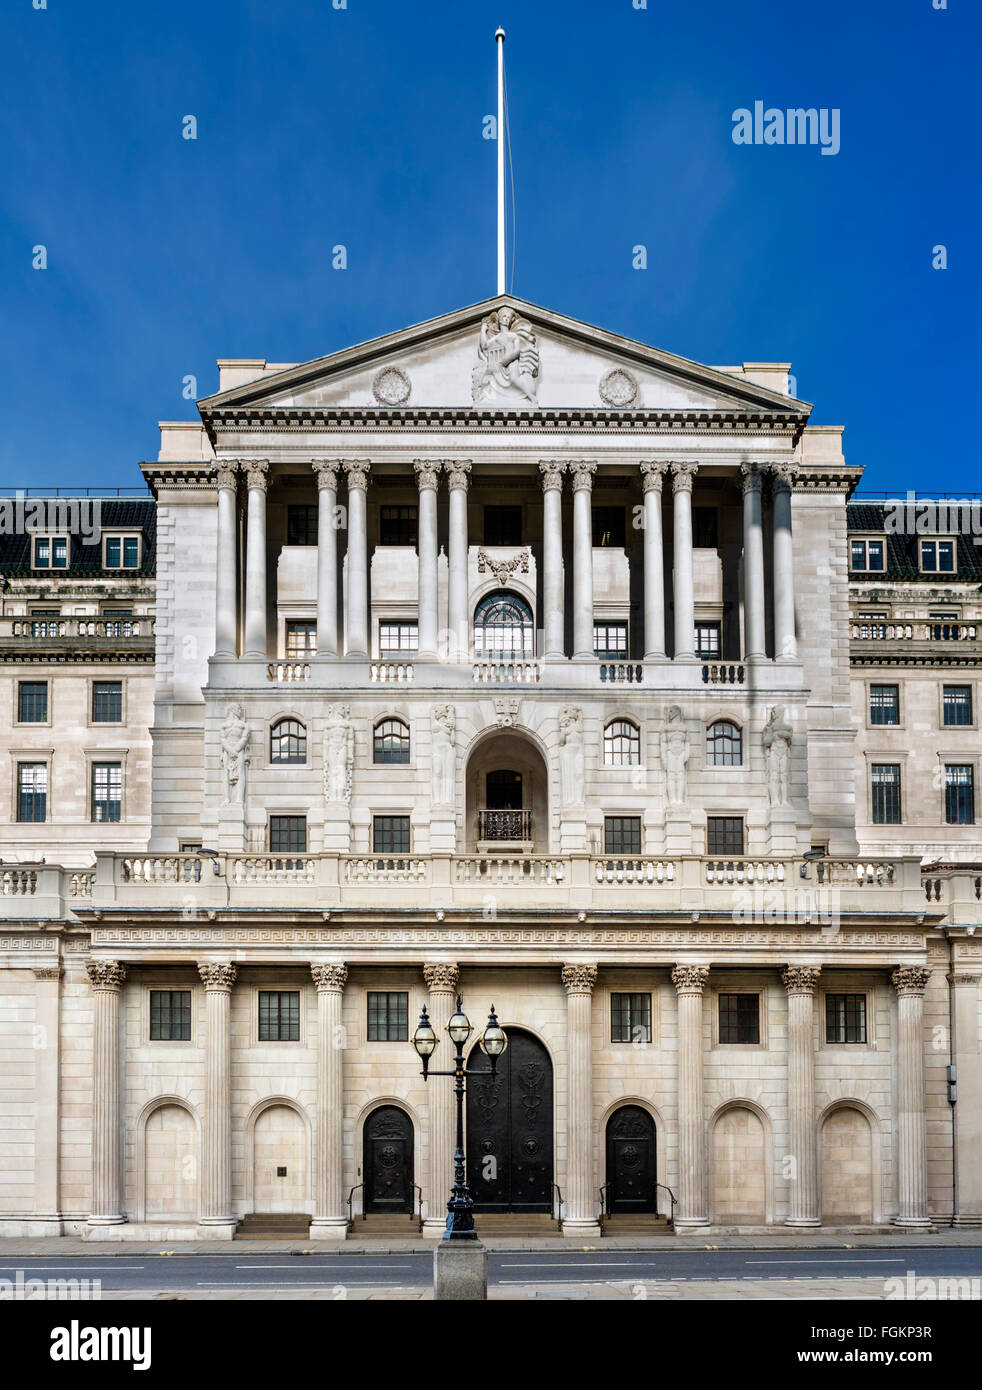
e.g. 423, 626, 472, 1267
869, 684, 899, 725
17, 681, 48, 723
825, 993, 867, 1045
593, 621, 628, 659
91, 763, 122, 823
373, 815, 411, 853
258, 990, 300, 1042
150, 990, 192, 1041
367, 991, 409, 1042
379, 505, 418, 547
850, 538, 885, 571
695, 621, 721, 658
378, 621, 419, 657
604, 816, 642, 854
693, 506, 719, 549
592, 506, 626, 548
33, 536, 68, 570
104, 535, 140, 569
871, 764, 902, 824
920, 539, 956, 573
286, 504, 318, 546
17, 763, 47, 822
483, 505, 522, 546
718, 993, 760, 1045
285, 621, 317, 658
92, 680, 122, 723
102, 608, 133, 637
269, 816, 307, 853
945, 765, 975, 825
610, 992, 652, 1044
707, 816, 744, 855
943, 685, 973, 727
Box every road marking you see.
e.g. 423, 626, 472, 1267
234, 1263, 417, 1270
0, 1265, 146, 1271
500, 1261, 661, 1269
195, 1281, 415, 1288
745, 1258, 905, 1266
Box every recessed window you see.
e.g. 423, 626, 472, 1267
379, 622, 418, 658
603, 719, 640, 767
373, 718, 410, 764
594, 621, 628, 659
695, 622, 721, 658
693, 507, 719, 549
102, 609, 133, 637
707, 720, 742, 766
611, 992, 651, 1044
373, 815, 410, 853
707, 816, 744, 855
825, 993, 867, 1045
32, 536, 68, 570
474, 591, 533, 660
104, 534, 141, 569
483, 505, 522, 546
869, 684, 899, 726
920, 539, 956, 573
871, 764, 901, 824
270, 718, 307, 764
850, 538, 885, 572
269, 816, 307, 853
91, 763, 122, 823
943, 685, 972, 727
367, 991, 409, 1041
945, 765, 975, 825
17, 763, 47, 822
17, 681, 48, 723
150, 990, 191, 1041
718, 992, 760, 1045
285, 621, 316, 658
604, 816, 641, 854
379, 505, 418, 547
92, 680, 122, 723
30, 608, 61, 637
287, 504, 317, 546
259, 990, 300, 1042
592, 506, 626, 548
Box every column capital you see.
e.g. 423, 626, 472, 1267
423, 961, 460, 993
670, 461, 699, 493
539, 460, 567, 492
769, 462, 800, 491
312, 460, 341, 489
782, 964, 822, 995
568, 460, 597, 493
311, 961, 348, 993
197, 961, 238, 992
562, 961, 598, 995
214, 461, 239, 490
243, 459, 270, 490
443, 460, 472, 491
640, 460, 669, 493
672, 963, 709, 995
86, 959, 127, 992
342, 459, 371, 491
892, 965, 931, 997
413, 459, 442, 492
739, 461, 763, 494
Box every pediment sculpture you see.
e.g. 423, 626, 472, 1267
471, 307, 540, 404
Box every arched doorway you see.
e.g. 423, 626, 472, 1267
466, 1028, 554, 1213
465, 730, 549, 852
821, 1106, 874, 1223
605, 1105, 657, 1214
712, 1106, 767, 1224
252, 1103, 308, 1213
363, 1105, 414, 1214
144, 1103, 198, 1221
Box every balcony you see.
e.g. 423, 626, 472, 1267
477, 808, 532, 846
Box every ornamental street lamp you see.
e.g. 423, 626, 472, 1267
413, 995, 507, 1240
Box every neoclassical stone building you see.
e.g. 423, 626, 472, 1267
1, 298, 980, 1239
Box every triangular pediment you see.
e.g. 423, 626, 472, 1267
198, 296, 810, 417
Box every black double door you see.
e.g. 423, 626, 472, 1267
605, 1105, 657, 1214
363, 1105, 414, 1213
466, 1029, 553, 1212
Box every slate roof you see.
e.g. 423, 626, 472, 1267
847, 500, 982, 582
0, 497, 156, 577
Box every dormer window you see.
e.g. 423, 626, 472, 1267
850, 538, 885, 572
919, 538, 956, 573
32, 535, 68, 570
104, 534, 141, 569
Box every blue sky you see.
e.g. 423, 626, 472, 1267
1, 0, 976, 493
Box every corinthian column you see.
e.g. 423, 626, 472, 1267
672, 964, 710, 1227
214, 462, 238, 657
86, 960, 126, 1226
562, 961, 601, 1237
640, 461, 667, 659
570, 462, 597, 660
783, 965, 821, 1226
892, 966, 932, 1228
671, 462, 698, 660
343, 460, 370, 657
310, 961, 348, 1239
422, 961, 459, 1237
445, 463, 471, 660
415, 460, 440, 660
771, 462, 799, 660
539, 461, 566, 660
740, 462, 766, 662
243, 460, 269, 658
198, 961, 237, 1233
314, 460, 341, 658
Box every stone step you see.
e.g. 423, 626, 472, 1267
234, 1213, 312, 1239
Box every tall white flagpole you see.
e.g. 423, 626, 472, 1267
495, 26, 506, 295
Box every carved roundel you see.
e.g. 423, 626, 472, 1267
372, 365, 412, 405
599, 367, 640, 408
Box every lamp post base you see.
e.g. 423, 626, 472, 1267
433, 1239, 487, 1300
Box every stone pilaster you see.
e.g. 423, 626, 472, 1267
782, 964, 821, 1227
197, 961, 237, 1234
672, 963, 710, 1227
86, 960, 127, 1226
309, 961, 348, 1239
422, 961, 460, 1237
892, 965, 932, 1228
562, 961, 601, 1236
948, 969, 982, 1225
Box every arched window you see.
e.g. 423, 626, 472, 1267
270, 718, 306, 764
707, 720, 742, 766
604, 718, 641, 766
473, 591, 534, 660
374, 717, 410, 765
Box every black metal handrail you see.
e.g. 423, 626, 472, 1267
598, 1183, 609, 1235
346, 1182, 364, 1232
598, 1181, 677, 1233
553, 1183, 564, 1232
655, 1183, 678, 1224
412, 1183, 424, 1234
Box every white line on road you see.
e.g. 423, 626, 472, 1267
233, 1263, 417, 1269
745, 1258, 905, 1265
500, 1261, 663, 1269
0, 1265, 146, 1271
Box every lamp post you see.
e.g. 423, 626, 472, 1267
413, 995, 507, 1240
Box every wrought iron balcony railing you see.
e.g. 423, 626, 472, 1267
477, 808, 532, 842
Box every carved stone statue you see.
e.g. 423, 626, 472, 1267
431, 704, 456, 807
471, 307, 539, 404
763, 705, 793, 806
660, 706, 690, 806
323, 703, 353, 804
220, 703, 250, 806
559, 706, 585, 806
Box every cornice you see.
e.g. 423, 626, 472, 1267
849, 645, 982, 668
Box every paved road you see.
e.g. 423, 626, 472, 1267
4, 1247, 981, 1293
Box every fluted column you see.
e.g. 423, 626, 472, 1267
570, 462, 597, 660
671, 462, 698, 660
422, 961, 459, 1237
415, 460, 440, 660
783, 965, 821, 1226
445, 463, 471, 661
343, 460, 370, 657
893, 966, 932, 1228
214, 462, 238, 657
740, 462, 766, 661
198, 961, 237, 1231
562, 961, 601, 1236
243, 460, 269, 658
771, 462, 799, 659
539, 461, 566, 660
310, 961, 348, 1239
86, 960, 126, 1226
672, 964, 710, 1227
314, 461, 341, 658
640, 461, 667, 659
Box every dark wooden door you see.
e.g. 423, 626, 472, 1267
363, 1105, 414, 1213
467, 1029, 553, 1212
485, 769, 522, 809
605, 1105, 656, 1214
